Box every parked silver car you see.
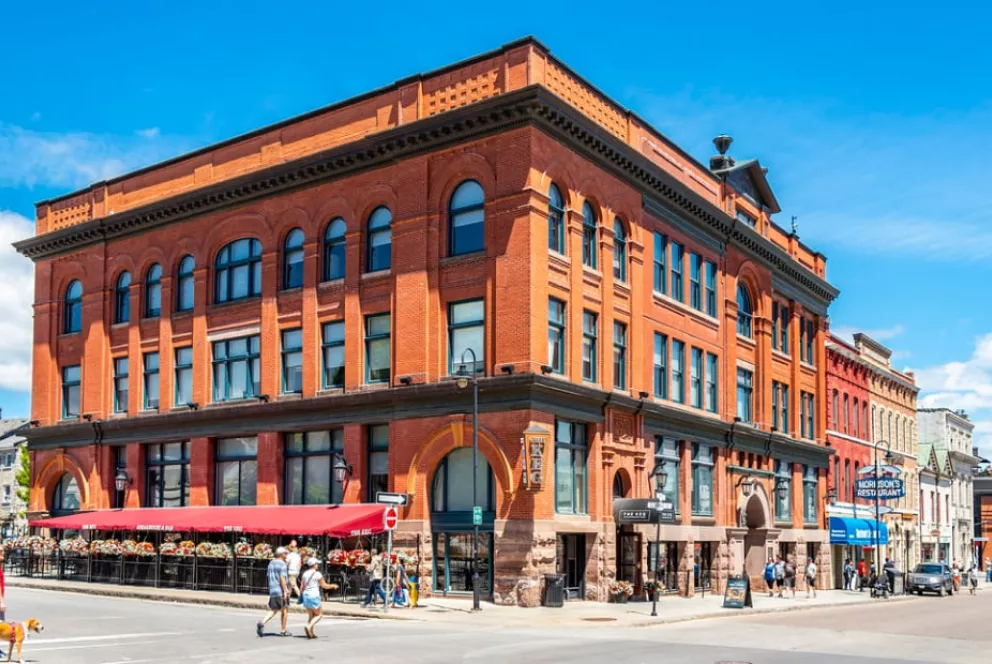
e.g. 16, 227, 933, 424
906, 563, 954, 596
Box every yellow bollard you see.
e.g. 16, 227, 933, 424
410, 577, 419, 607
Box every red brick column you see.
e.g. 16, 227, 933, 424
256, 431, 283, 505
189, 437, 214, 506
124, 443, 144, 508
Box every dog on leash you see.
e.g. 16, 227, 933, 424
0, 619, 44, 663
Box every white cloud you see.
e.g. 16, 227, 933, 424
136, 127, 160, 139
0, 122, 191, 191
830, 324, 905, 345
0, 211, 35, 392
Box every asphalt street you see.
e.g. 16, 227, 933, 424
4, 586, 987, 664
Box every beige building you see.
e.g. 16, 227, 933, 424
0, 419, 28, 538
854, 334, 920, 571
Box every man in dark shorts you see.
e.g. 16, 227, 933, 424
256, 547, 290, 637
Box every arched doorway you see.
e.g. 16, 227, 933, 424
742, 488, 772, 584
430, 448, 495, 596
613, 470, 640, 589
51, 473, 81, 516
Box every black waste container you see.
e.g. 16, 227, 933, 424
543, 573, 565, 607
886, 569, 904, 595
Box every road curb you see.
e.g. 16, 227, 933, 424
8, 578, 413, 621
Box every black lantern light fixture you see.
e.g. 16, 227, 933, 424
331, 453, 353, 485
774, 477, 790, 500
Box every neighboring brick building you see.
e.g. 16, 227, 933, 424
15, 37, 838, 605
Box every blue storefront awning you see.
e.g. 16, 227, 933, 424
829, 517, 889, 546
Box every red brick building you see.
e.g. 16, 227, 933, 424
16, 38, 838, 605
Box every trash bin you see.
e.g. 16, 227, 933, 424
543, 573, 565, 607
886, 569, 904, 595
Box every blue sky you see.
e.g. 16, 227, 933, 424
2, 2, 990, 450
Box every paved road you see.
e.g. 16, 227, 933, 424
4, 587, 987, 663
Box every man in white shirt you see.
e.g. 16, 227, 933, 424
806, 556, 818, 598
286, 540, 302, 598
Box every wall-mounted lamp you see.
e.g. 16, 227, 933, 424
500, 365, 515, 375
773, 477, 790, 500
638, 391, 650, 399
399, 376, 412, 385
257, 394, 270, 403
540, 365, 554, 375
82, 413, 93, 422
825, 486, 838, 505
735, 475, 754, 497
114, 469, 133, 493
332, 453, 353, 485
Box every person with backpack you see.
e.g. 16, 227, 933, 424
764, 558, 776, 597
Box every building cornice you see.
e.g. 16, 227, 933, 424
14, 87, 838, 306
22, 373, 832, 467
825, 343, 918, 393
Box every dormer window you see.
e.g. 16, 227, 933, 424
736, 209, 756, 228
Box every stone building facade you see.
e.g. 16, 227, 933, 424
16, 38, 837, 605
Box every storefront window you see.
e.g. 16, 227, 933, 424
285, 430, 345, 505
555, 420, 588, 515
691, 443, 714, 516
803, 465, 818, 523
52, 473, 80, 515
215, 437, 258, 506
775, 460, 791, 522
145, 442, 190, 508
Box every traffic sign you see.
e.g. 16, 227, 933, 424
376, 492, 409, 506
383, 506, 399, 531
472, 506, 483, 526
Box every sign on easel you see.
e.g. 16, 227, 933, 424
722, 574, 752, 609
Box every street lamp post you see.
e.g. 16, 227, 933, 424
873, 440, 893, 573
649, 461, 668, 618
456, 347, 482, 612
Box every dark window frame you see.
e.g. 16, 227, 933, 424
174, 346, 193, 406
690, 347, 703, 409
670, 241, 684, 302
691, 443, 714, 516
581, 202, 597, 269
281, 328, 303, 394
704, 260, 717, 317
145, 442, 190, 508
214, 238, 262, 303
63, 280, 83, 334
211, 335, 261, 402
448, 298, 485, 376
113, 357, 128, 413
323, 217, 347, 282
144, 264, 162, 318
654, 333, 668, 399
548, 298, 566, 374
653, 232, 667, 295
612, 321, 627, 390
176, 255, 195, 312
143, 351, 159, 411
284, 430, 345, 505
366, 424, 389, 502
706, 352, 718, 413
554, 419, 588, 515
582, 311, 597, 382
321, 321, 345, 389
282, 228, 305, 290
612, 219, 627, 282
114, 271, 131, 324
364, 313, 391, 384
214, 437, 258, 506
671, 339, 685, 403
737, 285, 753, 338
736, 367, 753, 424
547, 184, 565, 254
689, 253, 702, 310
365, 206, 393, 273
448, 180, 485, 257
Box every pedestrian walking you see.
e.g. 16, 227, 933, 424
286, 540, 302, 598
857, 559, 867, 592
362, 548, 387, 608
967, 563, 979, 595
764, 558, 776, 597
391, 564, 410, 608
256, 546, 291, 638
952, 560, 962, 593
784, 554, 797, 599
985, 558, 991, 583
300, 558, 338, 639
843, 558, 854, 591
774, 555, 785, 598
806, 556, 817, 598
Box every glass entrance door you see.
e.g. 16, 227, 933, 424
617, 530, 641, 588
433, 532, 492, 594
557, 534, 587, 600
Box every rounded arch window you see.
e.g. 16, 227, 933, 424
448, 180, 485, 256
613, 218, 627, 282
51, 473, 80, 516
215, 238, 262, 303
612, 472, 627, 499
365, 207, 392, 273
736, 284, 753, 338
176, 255, 195, 312
114, 272, 131, 324
581, 202, 597, 269
547, 183, 565, 254
145, 263, 162, 317
282, 228, 305, 289
431, 447, 495, 514
323, 218, 347, 281
63, 280, 83, 334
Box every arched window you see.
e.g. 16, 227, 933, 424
145, 263, 162, 317
547, 183, 565, 254
448, 180, 485, 256
365, 207, 392, 273
63, 280, 82, 334
613, 219, 627, 282
612, 472, 627, 500
51, 473, 80, 516
323, 218, 346, 281
215, 238, 262, 303
887, 412, 893, 444
282, 228, 305, 289
832, 390, 839, 429
176, 255, 195, 312
736, 284, 753, 338
581, 202, 597, 269
853, 398, 860, 437
114, 272, 131, 324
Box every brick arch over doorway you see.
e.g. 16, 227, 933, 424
33, 452, 90, 513
403, 418, 514, 521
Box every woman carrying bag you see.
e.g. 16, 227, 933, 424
300, 558, 338, 639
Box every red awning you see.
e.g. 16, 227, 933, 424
29, 504, 389, 538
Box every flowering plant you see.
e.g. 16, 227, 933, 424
59, 538, 89, 555
609, 580, 634, 598
299, 546, 321, 561
252, 543, 273, 559
346, 549, 371, 568
159, 542, 179, 557
91, 539, 122, 556
195, 542, 232, 559
234, 541, 252, 557
326, 549, 348, 566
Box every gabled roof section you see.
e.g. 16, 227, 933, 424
933, 448, 953, 475
714, 159, 782, 214
918, 443, 934, 472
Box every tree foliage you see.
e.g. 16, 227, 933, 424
14, 446, 30, 509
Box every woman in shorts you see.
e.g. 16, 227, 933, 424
300, 558, 338, 639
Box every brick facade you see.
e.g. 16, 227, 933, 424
19, 38, 838, 605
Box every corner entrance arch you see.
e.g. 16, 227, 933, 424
742, 486, 773, 583
430, 447, 495, 596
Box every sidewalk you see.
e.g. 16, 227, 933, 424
7, 576, 914, 628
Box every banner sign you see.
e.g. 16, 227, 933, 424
855, 477, 905, 500
613, 498, 676, 525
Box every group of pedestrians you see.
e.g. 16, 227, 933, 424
256, 540, 336, 640
361, 547, 414, 609
763, 554, 818, 599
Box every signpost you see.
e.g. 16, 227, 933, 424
723, 574, 752, 609
376, 492, 409, 506
855, 477, 905, 500
382, 506, 398, 615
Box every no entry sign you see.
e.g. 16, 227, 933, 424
383, 506, 399, 531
